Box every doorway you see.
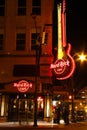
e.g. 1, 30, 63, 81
8, 94, 34, 122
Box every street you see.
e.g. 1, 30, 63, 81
0, 121, 87, 130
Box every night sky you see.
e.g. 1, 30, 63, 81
53, 0, 87, 91
66, 0, 87, 52
66, 0, 87, 91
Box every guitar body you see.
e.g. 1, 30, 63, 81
53, 43, 75, 80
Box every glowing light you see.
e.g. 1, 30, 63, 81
79, 53, 86, 62
37, 96, 43, 101
46, 95, 50, 117
62, 0, 66, 47
50, 1, 75, 80
57, 3, 63, 59
52, 100, 56, 106
84, 106, 87, 113
50, 60, 69, 69
60, 119, 64, 124
1, 96, 4, 116
69, 95, 72, 100
80, 102, 82, 106
14, 80, 32, 93
50, 44, 75, 80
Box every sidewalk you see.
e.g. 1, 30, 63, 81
0, 120, 68, 128
0, 120, 87, 128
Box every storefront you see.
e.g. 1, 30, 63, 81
0, 79, 70, 123
0, 80, 53, 122
0, 94, 45, 122
0, 80, 45, 122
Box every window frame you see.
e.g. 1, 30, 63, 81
16, 33, 26, 51
31, 27, 41, 50
0, 34, 4, 50
17, 0, 26, 16
32, 0, 41, 15
0, 0, 5, 16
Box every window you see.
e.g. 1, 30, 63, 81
18, 0, 26, 15
13, 65, 38, 76
31, 33, 40, 50
31, 27, 41, 50
16, 33, 26, 50
0, 0, 5, 16
32, 0, 41, 15
0, 34, 4, 50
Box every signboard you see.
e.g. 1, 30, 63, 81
50, 1, 75, 80
50, 46, 75, 80
14, 80, 32, 93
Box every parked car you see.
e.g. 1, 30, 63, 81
76, 110, 86, 121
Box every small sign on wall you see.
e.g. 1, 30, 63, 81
14, 80, 32, 93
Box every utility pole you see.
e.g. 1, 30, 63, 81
32, 15, 42, 127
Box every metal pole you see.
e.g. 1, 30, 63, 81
71, 76, 76, 122
33, 47, 38, 127
32, 15, 40, 126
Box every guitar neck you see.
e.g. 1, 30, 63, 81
62, 0, 66, 47
57, 3, 63, 59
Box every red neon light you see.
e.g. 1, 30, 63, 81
50, 59, 69, 69
14, 80, 32, 93
50, 44, 75, 80
50, 0, 75, 80
50, 59, 70, 75
56, 44, 75, 80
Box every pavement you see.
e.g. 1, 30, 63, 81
0, 120, 87, 128
0, 120, 72, 128
0, 120, 57, 127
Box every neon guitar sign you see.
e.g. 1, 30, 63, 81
50, 0, 75, 80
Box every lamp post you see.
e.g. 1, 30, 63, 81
31, 15, 41, 127
70, 52, 87, 122
32, 15, 46, 127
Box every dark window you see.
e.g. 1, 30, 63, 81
31, 33, 40, 50
16, 33, 26, 50
0, 34, 4, 50
0, 83, 4, 89
18, 0, 26, 15
13, 65, 39, 76
0, 0, 5, 16
32, 0, 41, 15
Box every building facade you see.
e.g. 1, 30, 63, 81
0, 0, 70, 123
0, 0, 54, 122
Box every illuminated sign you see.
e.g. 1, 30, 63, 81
50, 45, 75, 80
14, 80, 32, 93
50, 1, 75, 80
50, 59, 70, 74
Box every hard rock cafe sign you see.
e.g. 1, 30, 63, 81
14, 80, 32, 93
50, 59, 70, 74
50, 0, 75, 80
50, 53, 75, 80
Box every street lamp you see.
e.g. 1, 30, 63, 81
70, 52, 87, 122
31, 15, 47, 127
31, 15, 41, 127
78, 53, 87, 62
73, 52, 87, 62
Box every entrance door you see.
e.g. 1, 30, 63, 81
8, 94, 34, 122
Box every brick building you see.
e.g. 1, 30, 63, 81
0, 0, 69, 122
